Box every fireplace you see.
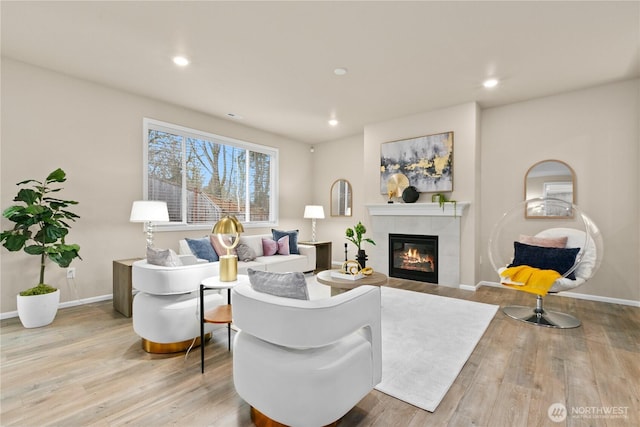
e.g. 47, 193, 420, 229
368, 202, 468, 287
389, 234, 438, 284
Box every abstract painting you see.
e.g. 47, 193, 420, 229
380, 131, 453, 194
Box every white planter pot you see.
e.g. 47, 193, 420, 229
16, 289, 60, 328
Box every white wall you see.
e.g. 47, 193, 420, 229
0, 59, 313, 314
315, 80, 639, 303
480, 79, 639, 302
311, 134, 365, 263
362, 103, 481, 287
3, 58, 637, 315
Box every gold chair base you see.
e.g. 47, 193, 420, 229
250, 406, 340, 427
141, 333, 211, 354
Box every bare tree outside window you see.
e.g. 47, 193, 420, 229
144, 119, 277, 228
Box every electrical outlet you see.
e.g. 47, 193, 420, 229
67, 267, 76, 279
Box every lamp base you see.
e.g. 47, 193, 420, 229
219, 255, 238, 282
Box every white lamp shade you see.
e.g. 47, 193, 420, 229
130, 201, 170, 223
304, 205, 325, 219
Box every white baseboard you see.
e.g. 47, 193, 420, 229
59, 294, 113, 308
476, 281, 640, 308
478, 280, 503, 289
558, 291, 640, 307
1, 294, 114, 320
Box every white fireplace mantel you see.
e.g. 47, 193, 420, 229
366, 201, 470, 287
366, 202, 469, 217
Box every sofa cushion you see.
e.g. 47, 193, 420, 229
236, 243, 257, 262
239, 234, 266, 257
509, 241, 580, 279
211, 234, 237, 257
277, 235, 290, 255
255, 255, 309, 273
238, 261, 266, 274
262, 238, 278, 256
146, 247, 183, 267
247, 268, 309, 300
185, 237, 219, 262
272, 229, 300, 254
519, 234, 568, 249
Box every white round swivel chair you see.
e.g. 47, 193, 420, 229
232, 282, 382, 427
132, 259, 224, 353
488, 198, 603, 328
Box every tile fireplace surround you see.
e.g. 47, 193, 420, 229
366, 202, 469, 287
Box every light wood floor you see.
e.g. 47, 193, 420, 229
1, 280, 638, 427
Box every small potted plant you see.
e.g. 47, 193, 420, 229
345, 221, 376, 268
432, 193, 458, 216
1, 168, 81, 328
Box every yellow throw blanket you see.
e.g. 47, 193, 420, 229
500, 265, 561, 296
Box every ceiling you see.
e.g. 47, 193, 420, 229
2, 1, 638, 144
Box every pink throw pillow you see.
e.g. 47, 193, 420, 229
210, 234, 237, 256
277, 235, 290, 255
519, 234, 568, 248
262, 237, 278, 256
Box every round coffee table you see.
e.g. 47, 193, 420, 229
316, 269, 388, 296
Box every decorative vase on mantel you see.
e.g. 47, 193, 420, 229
356, 249, 368, 268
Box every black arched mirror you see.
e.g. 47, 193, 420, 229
330, 179, 352, 217
525, 160, 575, 218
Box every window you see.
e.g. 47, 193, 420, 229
143, 118, 278, 229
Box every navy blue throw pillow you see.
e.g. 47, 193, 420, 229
508, 241, 580, 280
271, 229, 299, 255
185, 237, 219, 262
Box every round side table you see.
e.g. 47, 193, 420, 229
200, 274, 249, 373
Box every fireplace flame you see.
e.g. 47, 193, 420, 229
400, 248, 434, 271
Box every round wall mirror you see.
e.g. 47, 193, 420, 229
330, 179, 352, 217
524, 160, 575, 218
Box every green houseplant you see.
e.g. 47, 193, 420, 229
1, 168, 81, 327
345, 221, 376, 268
432, 193, 458, 216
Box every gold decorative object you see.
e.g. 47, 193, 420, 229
386, 173, 409, 198
341, 260, 362, 275
212, 215, 244, 282
339, 260, 374, 276
361, 266, 374, 276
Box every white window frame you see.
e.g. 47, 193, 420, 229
143, 118, 279, 231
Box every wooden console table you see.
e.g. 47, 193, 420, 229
112, 258, 142, 317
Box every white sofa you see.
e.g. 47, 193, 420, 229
178, 233, 316, 274
131, 234, 316, 353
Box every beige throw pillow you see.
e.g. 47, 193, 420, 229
518, 234, 568, 248
146, 247, 183, 267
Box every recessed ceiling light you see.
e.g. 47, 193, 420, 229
483, 78, 499, 88
227, 113, 243, 120
173, 56, 190, 66
328, 119, 339, 126
333, 67, 348, 76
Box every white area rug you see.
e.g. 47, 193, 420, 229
376, 286, 498, 412
305, 276, 498, 412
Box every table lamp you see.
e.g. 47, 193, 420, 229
304, 205, 325, 242
130, 200, 170, 248
212, 215, 244, 281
